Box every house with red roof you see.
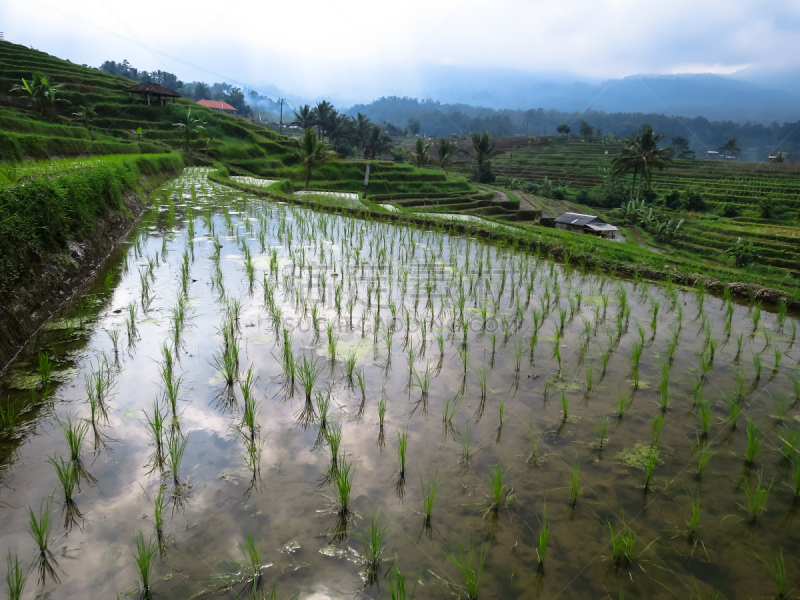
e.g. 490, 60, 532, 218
196, 99, 237, 114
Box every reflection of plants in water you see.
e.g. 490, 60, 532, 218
356, 510, 387, 586
50, 455, 83, 532
197, 535, 267, 598
28, 503, 59, 585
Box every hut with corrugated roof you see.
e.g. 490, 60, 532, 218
554, 212, 618, 238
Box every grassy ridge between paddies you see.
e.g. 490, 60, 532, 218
210, 169, 800, 308
0, 153, 184, 296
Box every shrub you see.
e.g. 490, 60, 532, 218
552, 187, 566, 200
759, 197, 774, 219
478, 170, 496, 184
683, 188, 707, 212
663, 190, 681, 210
720, 202, 740, 217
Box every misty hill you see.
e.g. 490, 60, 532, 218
374, 67, 800, 125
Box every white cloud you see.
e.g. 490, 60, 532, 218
4, 0, 800, 103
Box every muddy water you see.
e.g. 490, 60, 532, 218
1, 167, 799, 599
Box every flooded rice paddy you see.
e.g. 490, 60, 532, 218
1, 167, 799, 599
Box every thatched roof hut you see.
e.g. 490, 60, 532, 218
125, 82, 180, 107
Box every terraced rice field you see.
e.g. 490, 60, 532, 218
1, 167, 799, 599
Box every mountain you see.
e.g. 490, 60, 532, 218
368, 66, 800, 125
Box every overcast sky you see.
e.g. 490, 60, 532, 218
3, 0, 800, 104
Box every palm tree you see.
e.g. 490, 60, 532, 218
291, 105, 315, 129
363, 125, 393, 160
471, 132, 497, 176
435, 139, 463, 177
719, 138, 740, 156
406, 138, 431, 168
173, 108, 206, 150
611, 125, 672, 201
73, 105, 97, 130
354, 113, 371, 152
314, 100, 335, 140
327, 113, 353, 147
298, 127, 336, 190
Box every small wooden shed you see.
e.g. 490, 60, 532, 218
554, 212, 618, 238
125, 82, 180, 107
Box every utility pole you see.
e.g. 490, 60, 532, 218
279, 98, 285, 135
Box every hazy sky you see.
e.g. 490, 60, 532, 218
3, 0, 800, 104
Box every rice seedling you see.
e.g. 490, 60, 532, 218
791, 375, 800, 405
153, 486, 166, 552
752, 303, 761, 331
334, 456, 354, 517
724, 394, 741, 429
658, 364, 670, 412
616, 393, 630, 419
356, 370, 366, 401
142, 402, 167, 471
601, 350, 609, 374
0, 400, 21, 435
772, 393, 790, 423
325, 425, 343, 472
397, 428, 408, 477
411, 363, 432, 400
696, 444, 714, 478
132, 530, 158, 598
735, 369, 747, 400
685, 490, 701, 540
745, 420, 762, 465
358, 510, 388, 585
535, 502, 549, 568
28, 503, 59, 585
739, 470, 771, 523
37, 351, 52, 389
585, 365, 594, 392
486, 463, 515, 512
211, 340, 239, 389
773, 346, 781, 373
444, 537, 488, 600
607, 520, 638, 569
651, 414, 664, 447
296, 355, 322, 403
753, 351, 763, 381
378, 396, 387, 430
734, 332, 744, 362
778, 426, 799, 462
568, 456, 580, 506
388, 555, 418, 600
59, 416, 90, 471
420, 471, 440, 526
560, 391, 569, 421
475, 366, 489, 401
754, 551, 788, 600
592, 417, 609, 450
5, 550, 28, 600
166, 431, 188, 487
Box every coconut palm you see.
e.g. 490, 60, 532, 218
291, 105, 316, 129
719, 138, 741, 156
314, 100, 335, 140
406, 138, 431, 168
611, 125, 672, 201
172, 109, 206, 150
298, 127, 336, 190
363, 126, 393, 160
354, 113, 371, 152
435, 139, 463, 178
471, 132, 498, 176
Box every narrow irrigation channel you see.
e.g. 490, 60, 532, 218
1, 167, 799, 599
